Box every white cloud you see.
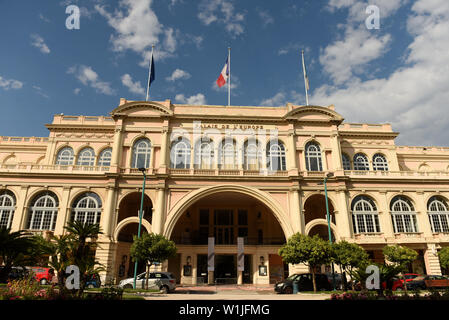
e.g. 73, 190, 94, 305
212, 75, 239, 92
166, 69, 191, 82
121, 74, 145, 95
198, 0, 245, 37
39, 14, 50, 23
313, 0, 449, 146
67, 65, 115, 95
260, 91, 304, 107
32, 85, 49, 99
175, 93, 207, 105
320, 27, 391, 84
278, 43, 309, 56
30, 34, 50, 54
95, 0, 177, 65
0, 76, 23, 90
257, 9, 274, 26
74, 88, 81, 95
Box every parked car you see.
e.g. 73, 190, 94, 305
28, 267, 54, 285
0, 266, 29, 282
85, 273, 101, 288
274, 273, 331, 294
407, 275, 449, 290
382, 273, 420, 291
118, 272, 176, 293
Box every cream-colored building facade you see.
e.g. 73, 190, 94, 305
1, 99, 448, 285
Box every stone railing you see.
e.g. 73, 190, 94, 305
353, 233, 386, 243
0, 164, 110, 173
0, 136, 49, 144
344, 170, 449, 178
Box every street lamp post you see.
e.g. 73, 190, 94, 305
322, 172, 336, 291
133, 167, 147, 289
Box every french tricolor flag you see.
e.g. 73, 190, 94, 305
216, 57, 229, 88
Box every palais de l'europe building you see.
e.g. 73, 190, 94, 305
1, 99, 448, 285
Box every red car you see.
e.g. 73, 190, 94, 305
29, 267, 54, 285
382, 273, 420, 291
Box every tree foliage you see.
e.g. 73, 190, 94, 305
278, 233, 332, 292
438, 247, 449, 271
130, 233, 177, 289
0, 227, 33, 282
383, 245, 418, 293
331, 241, 370, 290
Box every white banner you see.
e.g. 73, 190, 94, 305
237, 237, 244, 271
208, 237, 214, 272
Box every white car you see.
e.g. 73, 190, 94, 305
118, 272, 176, 293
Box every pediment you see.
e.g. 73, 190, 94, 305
110, 101, 173, 118
283, 105, 344, 124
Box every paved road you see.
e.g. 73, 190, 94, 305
141, 286, 331, 300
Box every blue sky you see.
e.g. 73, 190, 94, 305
1, 0, 449, 147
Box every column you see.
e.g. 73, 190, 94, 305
54, 187, 71, 236
289, 189, 302, 234
160, 128, 169, 169
100, 186, 117, 238
192, 254, 198, 285
378, 192, 394, 238
330, 133, 343, 171
95, 241, 117, 285
110, 120, 124, 171
152, 186, 166, 234
44, 137, 57, 165
415, 192, 433, 236
335, 190, 351, 239
287, 131, 298, 171
10, 186, 29, 232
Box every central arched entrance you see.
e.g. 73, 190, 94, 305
113, 192, 153, 283
167, 189, 288, 286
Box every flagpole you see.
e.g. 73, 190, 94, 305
146, 45, 154, 101
228, 47, 231, 107
301, 50, 309, 106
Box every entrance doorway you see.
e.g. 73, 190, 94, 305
243, 254, 252, 284
215, 255, 236, 284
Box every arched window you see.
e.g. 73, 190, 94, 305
305, 142, 323, 171
194, 138, 214, 169
71, 193, 102, 225
170, 137, 191, 169
390, 196, 418, 233
131, 138, 151, 169
266, 140, 286, 171
98, 148, 112, 167
219, 139, 237, 169
342, 153, 351, 170
56, 147, 74, 165
353, 153, 369, 171
243, 139, 262, 170
372, 154, 388, 171
76, 147, 95, 166
428, 196, 449, 233
351, 195, 380, 234
28, 192, 59, 231
0, 190, 16, 229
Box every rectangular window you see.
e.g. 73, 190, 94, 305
214, 209, 233, 225
199, 209, 209, 225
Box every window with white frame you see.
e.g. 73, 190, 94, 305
428, 196, 449, 233
56, 147, 74, 165
390, 196, 418, 233
342, 153, 351, 170
243, 139, 262, 170
219, 139, 237, 169
71, 193, 102, 225
28, 192, 58, 231
351, 195, 380, 233
98, 148, 112, 167
266, 140, 286, 171
353, 153, 370, 171
0, 190, 15, 229
131, 138, 151, 169
170, 137, 191, 169
305, 142, 323, 171
372, 154, 388, 171
194, 138, 214, 169
76, 147, 95, 166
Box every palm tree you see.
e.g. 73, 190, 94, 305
64, 221, 103, 296
0, 227, 33, 282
